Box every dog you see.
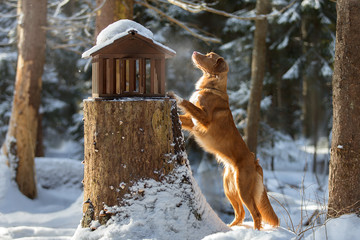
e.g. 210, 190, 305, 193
168, 51, 279, 230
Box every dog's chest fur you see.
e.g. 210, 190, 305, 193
188, 91, 201, 127
189, 91, 201, 105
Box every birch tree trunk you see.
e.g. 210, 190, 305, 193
328, 0, 360, 218
95, 0, 134, 38
1, 0, 47, 199
245, 0, 271, 154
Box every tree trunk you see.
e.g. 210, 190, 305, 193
328, 0, 360, 218
245, 0, 271, 154
1, 0, 47, 199
35, 114, 45, 157
81, 99, 186, 225
301, 11, 323, 140
95, 0, 134, 38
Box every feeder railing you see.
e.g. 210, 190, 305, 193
92, 55, 166, 98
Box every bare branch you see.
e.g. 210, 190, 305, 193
161, 0, 299, 21
51, 42, 88, 50
135, 0, 221, 44
53, 0, 71, 17
48, 0, 106, 21
167, 0, 202, 13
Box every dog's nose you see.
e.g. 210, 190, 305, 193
193, 51, 198, 56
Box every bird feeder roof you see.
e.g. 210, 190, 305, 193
82, 20, 176, 59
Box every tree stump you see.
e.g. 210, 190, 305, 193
82, 98, 186, 225
77, 98, 230, 239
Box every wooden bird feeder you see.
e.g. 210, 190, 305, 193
83, 29, 176, 98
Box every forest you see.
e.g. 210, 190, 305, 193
0, 0, 359, 239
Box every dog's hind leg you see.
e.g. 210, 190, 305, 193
234, 168, 262, 230
223, 167, 245, 226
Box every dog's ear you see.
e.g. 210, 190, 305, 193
213, 57, 229, 74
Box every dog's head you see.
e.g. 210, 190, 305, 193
192, 52, 229, 76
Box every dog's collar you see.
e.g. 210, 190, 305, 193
195, 87, 227, 96
205, 73, 220, 79
195, 87, 222, 92
195, 87, 229, 101
195, 87, 228, 101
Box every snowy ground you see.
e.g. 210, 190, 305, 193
0, 157, 83, 240
0, 150, 359, 239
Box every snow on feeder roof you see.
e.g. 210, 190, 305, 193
82, 19, 176, 98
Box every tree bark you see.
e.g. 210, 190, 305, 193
95, 0, 134, 39
1, 0, 47, 199
81, 99, 187, 225
245, 0, 271, 154
328, 0, 360, 218
35, 114, 45, 157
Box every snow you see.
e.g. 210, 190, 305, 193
301, 0, 321, 10
277, 35, 289, 50
204, 225, 294, 240
96, 19, 153, 45
1, 141, 360, 240
277, 2, 300, 24
283, 58, 301, 80
82, 19, 176, 59
321, 62, 333, 77
0, 156, 83, 239
305, 214, 360, 240
0, 52, 17, 62
73, 166, 230, 239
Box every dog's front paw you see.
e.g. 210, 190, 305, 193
167, 91, 176, 98
167, 91, 183, 104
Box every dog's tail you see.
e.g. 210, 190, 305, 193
256, 185, 279, 227
253, 160, 279, 227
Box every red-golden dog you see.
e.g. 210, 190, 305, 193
168, 52, 279, 230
